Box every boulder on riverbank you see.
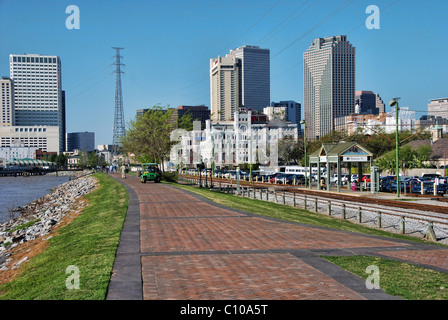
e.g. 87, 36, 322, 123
0, 173, 98, 271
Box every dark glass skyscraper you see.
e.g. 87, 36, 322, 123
229, 45, 270, 112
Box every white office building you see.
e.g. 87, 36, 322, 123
210, 54, 241, 122
0, 144, 39, 162
170, 110, 298, 169
9, 54, 64, 152
0, 125, 60, 153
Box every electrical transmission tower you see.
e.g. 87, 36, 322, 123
112, 47, 125, 146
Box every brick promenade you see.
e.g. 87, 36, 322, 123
106, 175, 448, 300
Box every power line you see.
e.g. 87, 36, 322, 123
255, 0, 317, 46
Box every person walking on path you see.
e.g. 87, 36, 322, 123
121, 164, 126, 179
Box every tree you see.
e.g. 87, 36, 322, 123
278, 137, 304, 164
374, 144, 433, 174
121, 106, 191, 172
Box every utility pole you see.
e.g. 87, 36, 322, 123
112, 47, 125, 146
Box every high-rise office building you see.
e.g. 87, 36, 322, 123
66, 131, 95, 152
355, 90, 385, 115
0, 77, 14, 126
210, 53, 241, 121
229, 45, 270, 112
9, 54, 64, 152
303, 36, 355, 140
270, 100, 301, 125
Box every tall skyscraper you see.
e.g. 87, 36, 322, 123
0, 77, 14, 126
303, 36, 355, 140
9, 54, 64, 151
210, 53, 241, 121
229, 45, 270, 112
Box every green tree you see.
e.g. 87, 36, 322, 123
375, 144, 433, 174
278, 137, 304, 164
55, 154, 67, 169
121, 106, 191, 172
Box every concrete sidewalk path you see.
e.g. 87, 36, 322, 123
106, 175, 448, 300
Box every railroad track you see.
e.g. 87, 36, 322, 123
183, 175, 448, 215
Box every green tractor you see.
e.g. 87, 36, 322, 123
140, 163, 162, 183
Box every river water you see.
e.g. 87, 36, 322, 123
0, 175, 70, 224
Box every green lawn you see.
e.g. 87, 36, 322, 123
0, 173, 128, 300
323, 255, 448, 300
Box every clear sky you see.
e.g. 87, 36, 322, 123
1, 0, 447, 145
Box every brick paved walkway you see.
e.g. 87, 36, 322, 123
107, 175, 448, 300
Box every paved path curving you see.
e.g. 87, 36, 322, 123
106, 175, 448, 300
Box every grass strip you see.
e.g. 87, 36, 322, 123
322, 255, 448, 300
0, 173, 128, 300
166, 181, 440, 244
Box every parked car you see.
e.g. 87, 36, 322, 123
422, 173, 442, 180
427, 183, 448, 195
379, 176, 396, 192
331, 174, 349, 184
270, 172, 288, 183
391, 179, 417, 193
286, 174, 306, 185
411, 181, 434, 194
362, 174, 371, 183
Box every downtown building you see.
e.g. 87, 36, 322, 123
210, 53, 241, 122
1, 54, 65, 153
0, 77, 14, 126
354, 90, 385, 115
66, 131, 95, 152
303, 36, 355, 140
210, 45, 270, 122
428, 98, 448, 120
229, 45, 270, 112
170, 109, 298, 170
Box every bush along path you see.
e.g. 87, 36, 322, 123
0, 173, 129, 300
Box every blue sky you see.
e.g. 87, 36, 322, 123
1, 0, 447, 145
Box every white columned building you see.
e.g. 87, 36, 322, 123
170, 110, 298, 170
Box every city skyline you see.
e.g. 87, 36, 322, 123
1, 0, 447, 145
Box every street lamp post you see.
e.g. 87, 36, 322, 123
300, 120, 307, 188
389, 98, 400, 198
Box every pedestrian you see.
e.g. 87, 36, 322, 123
121, 164, 126, 179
